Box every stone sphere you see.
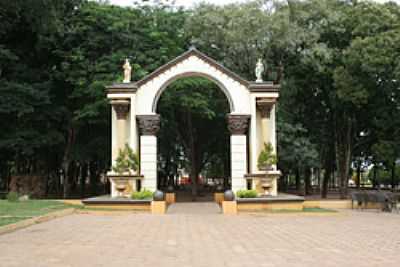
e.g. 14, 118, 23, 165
224, 190, 235, 201
216, 185, 224, 192
153, 190, 165, 201
167, 185, 174, 192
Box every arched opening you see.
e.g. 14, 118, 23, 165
155, 76, 231, 201
152, 72, 235, 113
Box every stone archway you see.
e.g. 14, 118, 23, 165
106, 47, 281, 197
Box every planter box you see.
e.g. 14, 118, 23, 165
82, 196, 151, 211
236, 194, 304, 211
214, 192, 224, 204
165, 193, 176, 204
222, 201, 237, 215
151, 201, 166, 214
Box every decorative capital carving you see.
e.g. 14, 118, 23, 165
227, 114, 250, 135
256, 98, 276, 118
111, 99, 130, 120
137, 115, 160, 136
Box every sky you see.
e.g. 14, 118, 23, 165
108, 0, 400, 8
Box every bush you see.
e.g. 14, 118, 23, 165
236, 189, 258, 198
6, 191, 19, 202
112, 144, 139, 174
257, 142, 277, 170
131, 189, 153, 200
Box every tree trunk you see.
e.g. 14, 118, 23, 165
335, 113, 352, 199
304, 168, 312, 196
321, 168, 330, 199
62, 127, 75, 199
356, 160, 361, 189
89, 161, 98, 196
80, 162, 88, 198
321, 144, 334, 199
189, 143, 199, 200
372, 165, 378, 189
295, 167, 301, 195
391, 161, 396, 192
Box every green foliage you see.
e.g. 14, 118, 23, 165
112, 144, 139, 175
257, 142, 277, 170
1, 0, 400, 199
157, 77, 230, 194
6, 192, 19, 202
131, 189, 153, 200
368, 165, 400, 186
236, 189, 258, 198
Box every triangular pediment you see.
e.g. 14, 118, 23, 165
136, 47, 249, 87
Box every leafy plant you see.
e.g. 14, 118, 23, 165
131, 189, 153, 200
6, 192, 19, 202
236, 189, 258, 198
112, 144, 139, 175
257, 142, 277, 170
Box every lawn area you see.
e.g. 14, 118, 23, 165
0, 200, 73, 227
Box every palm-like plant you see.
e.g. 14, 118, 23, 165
257, 142, 277, 170
112, 144, 139, 175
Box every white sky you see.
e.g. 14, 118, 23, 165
108, 0, 400, 8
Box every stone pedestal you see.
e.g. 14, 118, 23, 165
222, 201, 237, 215
214, 192, 224, 204
108, 175, 143, 198
165, 193, 176, 204
151, 201, 166, 214
245, 170, 281, 196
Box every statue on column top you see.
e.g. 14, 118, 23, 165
123, 58, 132, 83
255, 58, 264, 83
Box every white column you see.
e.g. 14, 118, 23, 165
231, 135, 247, 192
140, 135, 157, 191
110, 99, 130, 167
256, 98, 277, 165
227, 114, 250, 192
137, 115, 160, 192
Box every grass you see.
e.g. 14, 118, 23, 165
0, 200, 73, 227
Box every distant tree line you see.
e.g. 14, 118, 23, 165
0, 0, 399, 198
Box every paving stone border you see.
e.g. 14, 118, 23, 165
0, 208, 75, 236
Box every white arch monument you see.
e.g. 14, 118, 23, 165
106, 47, 281, 197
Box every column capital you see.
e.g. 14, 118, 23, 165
111, 99, 130, 120
137, 115, 160, 135
256, 98, 276, 119
227, 114, 250, 135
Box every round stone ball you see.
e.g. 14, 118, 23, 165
224, 190, 235, 201
216, 185, 224, 192
153, 190, 165, 201
167, 185, 174, 193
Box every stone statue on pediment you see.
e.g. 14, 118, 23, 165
123, 58, 132, 83
255, 58, 264, 83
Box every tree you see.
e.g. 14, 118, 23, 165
157, 77, 230, 198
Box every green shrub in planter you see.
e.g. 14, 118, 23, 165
7, 191, 19, 202
112, 144, 139, 175
236, 189, 258, 198
131, 189, 153, 200
257, 142, 277, 170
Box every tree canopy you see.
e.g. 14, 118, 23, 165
1, 0, 399, 198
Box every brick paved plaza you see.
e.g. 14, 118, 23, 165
0, 203, 399, 267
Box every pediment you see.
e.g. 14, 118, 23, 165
136, 47, 249, 87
